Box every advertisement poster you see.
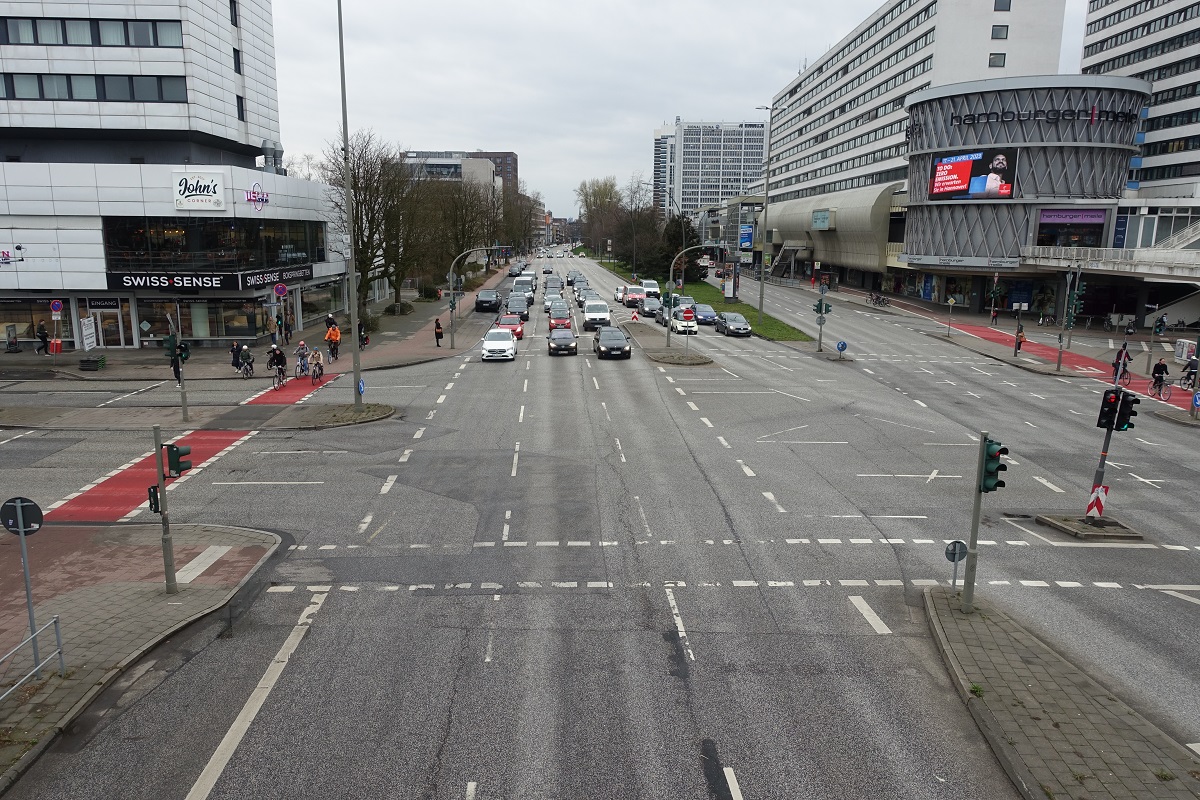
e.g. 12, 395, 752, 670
79, 316, 97, 351
929, 148, 1018, 200
738, 224, 754, 251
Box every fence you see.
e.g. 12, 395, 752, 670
0, 617, 66, 704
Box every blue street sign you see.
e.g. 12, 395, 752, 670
274, 283, 288, 297
357, 379, 366, 396
1193, 392, 1200, 409
49, 300, 64, 313
836, 341, 847, 352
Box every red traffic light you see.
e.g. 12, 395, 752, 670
1096, 388, 1121, 429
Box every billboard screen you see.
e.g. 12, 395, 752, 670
928, 148, 1018, 201
738, 224, 754, 251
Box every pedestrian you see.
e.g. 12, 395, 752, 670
284, 313, 293, 345
34, 320, 49, 355
1015, 329, 1027, 352
434, 319, 444, 347
990, 307, 999, 326
326, 313, 338, 330
230, 340, 240, 370
170, 342, 181, 386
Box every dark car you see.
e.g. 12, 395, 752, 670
715, 312, 752, 337
475, 289, 502, 312
692, 304, 718, 325
542, 264, 554, 274
506, 295, 530, 321
655, 302, 671, 326
566, 272, 580, 286
547, 329, 578, 356
545, 276, 563, 291
593, 326, 632, 359
639, 297, 662, 317
508, 264, 523, 277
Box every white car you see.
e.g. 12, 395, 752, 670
481, 329, 517, 361
614, 285, 626, 302
669, 309, 698, 335
583, 301, 611, 331
640, 279, 661, 298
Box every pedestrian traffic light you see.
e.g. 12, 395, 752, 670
166, 443, 192, 478
163, 334, 177, 358
812, 301, 822, 314
147, 485, 160, 513
178, 341, 191, 362
821, 302, 832, 314
1096, 388, 1120, 429
980, 438, 1008, 493
1115, 391, 1140, 431
1153, 318, 1165, 336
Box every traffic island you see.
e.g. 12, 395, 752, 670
266, 402, 394, 429
620, 322, 714, 366
1034, 514, 1144, 541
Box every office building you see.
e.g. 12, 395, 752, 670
652, 126, 675, 217
470, 151, 519, 195
653, 117, 765, 218
406, 151, 500, 188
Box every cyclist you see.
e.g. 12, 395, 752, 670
309, 346, 324, 376
266, 344, 286, 378
325, 313, 338, 331
324, 324, 341, 360
239, 344, 254, 374
1112, 347, 1132, 380
1151, 357, 1170, 391
1184, 353, 1198, 389
294, 340, 310, 375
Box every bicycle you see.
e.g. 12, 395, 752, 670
1147, 378, 1172, 401
311, 361, 324, 385
1176, 372, 1196, 390
328, 342, 339, 362
295, 357, 309, 379
240, 360, 254, 378
1112, 366, 1132, 386
273, 364, 287, 391
1102, 317, 1114, 333
1037, 314, 1056, 327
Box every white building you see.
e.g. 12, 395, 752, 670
406, 151, 501, 189
1082, 0, 1200, 199
653, 117, 765, 217
0, 0, 345, 349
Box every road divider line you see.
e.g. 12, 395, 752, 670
1163, 590, 1200, 607
849, 596, 891, 634
357, 514, 373, 533
436, 395, 447, 404
523, 379, 528, 393
675, 387, 686, 396
511, 442, 520, 477
593, 377, 600, 390
718, 436, 731, 448
634, 496, 653, 537
399, 449, 413, 463
413, 427, 425, 439
380, 475, 397, 494
614, 438, 625, 463
737, 460, 756, 477
762, 492, 787, 513
700, 417, 713, 428
687, 401, 699, 411
723, 768, 745, 800
664, 587, 695, 661
519, 405, 525, 423
1033, 476, 1065, 493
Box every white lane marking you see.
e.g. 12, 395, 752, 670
511, 442, 520, 477
436, 395, 447, 404
211, 481, 324, 485
849, 596, 892, 634
863, 368, 875, 374
721, 368, 740, 377
687, 401, 699, 411
445, 382, 454, 390
1163, 591, 1200, 607
601, 402, 611, 421
97, 381, 166, 407
634, 496, 654, 537
700, 417, 714, 428
676, 387, 686, 396
357, 514, 373, 533
519, 405, 525, 423
426, 411, 435, 419
762, 492, 787, 512
664, 587, 695, 661
737, 460, 756, 477
614, 438, 626, 463
717, 436, 731, 448
913, 399, 928, 408
593, 377, 600, 390
253, 450, 349, 455
0, 430, 34, 446
1024, 421, 1037, 428
483, 632, 494, 663
399, 449, 413, 463
380, 475, 397, 494
523, 379, 528, 393
176, 546, 232, 584
723, 767, 745, 800
185, 592, 327, 800
466, 781, 478, 800
1002, 518, 1160, 548
1033, 476, 1065, 493
1135, 438, 1163, 446
772, 389, 810, 402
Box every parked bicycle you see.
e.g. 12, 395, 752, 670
1037, 314, 1057, 326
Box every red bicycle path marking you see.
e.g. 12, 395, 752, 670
45, 430, 247, 523
245, 369, 334, 404
953, 323, 1196, 411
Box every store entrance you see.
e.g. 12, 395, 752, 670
90, 311, 127, 347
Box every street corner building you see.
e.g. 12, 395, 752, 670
0, 0, 348, 352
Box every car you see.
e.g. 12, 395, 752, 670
714, 268, 726, 279
566, 272, 578, 286
614, 285, 626, 302
715, 312, 752, 337
548, 298, 570, 314
639, 297, 662, 317
493, 314, 525, 340
573, 279, 590, 297
544, 292, 564, 312
548, 308, 572, 329
692, 304, 718, 325
640, 279, 661, 298
545, 276, 563, 291
480, 329, 517, 361
475, 289, 502, 312
547, 329, 578, 356
506, 296, 530, 321
655, 302, 671, 326
593, 326, 632, 359
542, 264, 554, 274
667, 295, 696, 311
670, 308, 698, 335
583, 301, 611, 331
508, 264, 523, 277
577, 290, 600, 309
624, 287, 646, 308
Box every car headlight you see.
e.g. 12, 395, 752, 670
599, 346, 609, 352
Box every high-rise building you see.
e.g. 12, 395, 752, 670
470, 151, 519, 195
1082, 0, 1200, 197
653, 117, 765, 218
0, 0, 344, 349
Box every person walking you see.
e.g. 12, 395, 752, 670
990, 307, 999, 326
230, 340, 241, 370
283, 313, 293, 345
170, 346, 181, 387
34, 320, 50, 355
1015, 328, 1027, 352
434, 319, 444, 347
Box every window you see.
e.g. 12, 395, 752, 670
233, 48, 242, 74
99, 20, 126, 45
161, 76, 187, 102
70, 75, 98, 100
230, 0, 239, 26
989, 52, 1007, 67
13, 75, 40, 99
36, 19, 63, 44
127, 20, 154, 47
7, 19, 35, 44
992, 25, 1009, 39
236, 94, 245, 121
132, 76, 159, 101
995, 0, 1011, 9
104, 75, 131, 101
65, 20, 94, 45
42, 74, 69, 99
156, 21, 182, 47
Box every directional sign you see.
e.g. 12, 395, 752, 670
682, 307, 695, 322
357, 378, 366, 396
1193, 391, 1200, 409
2, 497, 43, 536
273, 283, 288, 298
49, 300, 64, 313
836, 341, 847, 352
944, 540, 967, 563
816, 315, 826, 326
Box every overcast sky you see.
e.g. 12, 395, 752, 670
276, 0, 1088, 220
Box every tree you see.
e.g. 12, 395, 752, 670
575, 177, 621, 255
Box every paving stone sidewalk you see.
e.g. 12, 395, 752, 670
925, 586, 1200, 799
0, 524, 279, 793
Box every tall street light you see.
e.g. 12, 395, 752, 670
665, 195, 687, 349
755, 105, 777, 328
337, 0, 363, 406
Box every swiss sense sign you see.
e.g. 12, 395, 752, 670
107, 272, 238, 291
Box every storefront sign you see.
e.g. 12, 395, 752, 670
174, 172, 225, 210
902, 253, 1021, 269
239, 265, 314, 291
79, 316, 97, 351
811, 209, 835, 231
86, 297, 122, 310
107, 272, 238, 291
1038, 209, 1107, 225
950, 108, 1138, 126
1112, 215, 1129, 248
245, 182, 270, 211
738, 224, 754, 251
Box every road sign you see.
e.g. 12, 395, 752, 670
819, 283, 828, 295
816, 315, 826, 326
274, 283, 288, 298
357, 378, 366, 396
682, 307, 695, 322
446, 271, 457, 285
836, 341, 847, 352
51, 312, 61, 321
948, 297, 956, 306
2, 497, 43, 536
1193, 392, 1200, 409
49, 300, 63, 313
631, 310, 639, 322
944, 540, 967, 563
1086, 485, 1108, 519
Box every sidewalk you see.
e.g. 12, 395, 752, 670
0, 524, 279, 791
926, 587, 1200, 799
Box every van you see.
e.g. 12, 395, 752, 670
513, 276, 535, 303
640, 279, 661, 298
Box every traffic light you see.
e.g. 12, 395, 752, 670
1096, 388, 1120, 429
163, 334, 177, 358
166, 443, 192, 478
980, 437, 1008, 493
147, 485, 160, 514
178, 341, 191, 362
1115, 391, 1140, 431
812, 301, 822, 314
448, 298, 457, 311
1153, 318, 1165, 336
822, 301, 832, 314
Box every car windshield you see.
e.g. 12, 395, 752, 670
498, 315, 521, 325
549, 330, 574, 341
644, 299, 660, 308
598, 330, 627, 343
585, 303, 607, 313
695, 304, 714, 314
484, 331, 513, 342
724, 313, 747, 323
508, 297, 527, 306
480, 290, 498, 298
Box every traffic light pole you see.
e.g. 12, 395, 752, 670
961, 431, 988, 614
152, 425, 178, 594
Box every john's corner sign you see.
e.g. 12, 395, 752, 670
174, 172, 225, 210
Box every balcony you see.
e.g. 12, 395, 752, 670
1020, 246, 1200, 280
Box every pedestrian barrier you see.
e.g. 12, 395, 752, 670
0, 616, 67, 704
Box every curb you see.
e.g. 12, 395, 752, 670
0, 527, 281, 795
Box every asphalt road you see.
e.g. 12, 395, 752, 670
3, 254, 1198, 799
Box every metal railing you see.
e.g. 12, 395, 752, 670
1153, 218, 1200, 250
0, 617, 66, 704
1021, 246, 1200, 271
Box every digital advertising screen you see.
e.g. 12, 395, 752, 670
928, 148, 1019, 201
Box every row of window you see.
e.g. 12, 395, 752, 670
1088, 0, 1124, 11
776, 119, 907, 173
1083, 2, 1200, 58
1086, 0, 1173, 35
772, 165, 909, 203
3, 18, 182, 47
1141, 134, 1200, 156
1135, 161, 1200, 182
1146, 106, 1200, 131
1150, 78, 1200, 107
1132, 52, 1200, 83
0, 73, 186, 102
1083, 22, 1200, 72
804, 30, 935, 119
772, 142, 906, 187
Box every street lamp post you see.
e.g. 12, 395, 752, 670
336, 0, 363, 406
665, 196, 688, 349
755, 105, 777, 327
447, 245, 508, 349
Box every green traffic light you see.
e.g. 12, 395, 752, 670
167, 444, 192, 478
980, 438, 1008, 493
